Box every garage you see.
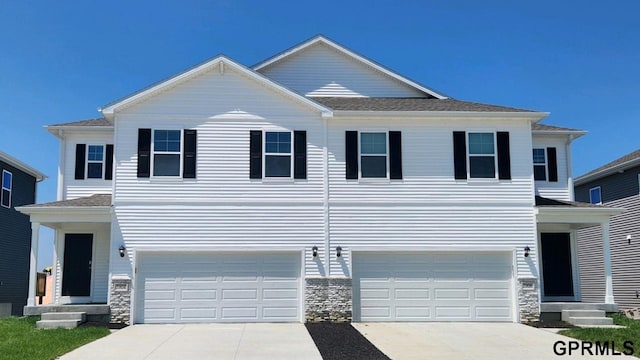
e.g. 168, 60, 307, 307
135, 252, 301, 323
353, 252, 513, 322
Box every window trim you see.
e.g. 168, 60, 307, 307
151, 129, 184, 178
1, 170, 12, 208
358, 130, 390, 179
467, 132, 498, 179
86, 144, 106, 179
589, 186, 602, 205
263, 130, 293, 179
533, 148, 547, 181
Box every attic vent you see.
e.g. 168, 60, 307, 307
219, 62, 225, 75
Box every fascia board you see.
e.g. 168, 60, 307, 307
332, 110, 549, 120
0, 151, 46, 181
575, 158, 640, 185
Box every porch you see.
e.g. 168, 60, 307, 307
23, 304, 111, 323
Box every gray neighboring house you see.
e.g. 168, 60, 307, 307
0, 151, 45, 316
575, 149, 640, 310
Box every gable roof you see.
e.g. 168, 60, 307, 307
0, 151, 46, 181
100, 55, 332, 118
575, 149, 640, 185
253, 35, 447, 100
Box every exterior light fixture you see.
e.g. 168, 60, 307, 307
628, 235, 632, 245
119, 245, 126, 258
524, 246, 531, 258
312, 246, 318, 258
336, 246, 342, 258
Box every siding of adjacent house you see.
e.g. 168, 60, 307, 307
0, 161, 37, 315
256, 42, 426, 98
532, 135, 571, 201
63, 132, 113, 200
575, 165, 640, 309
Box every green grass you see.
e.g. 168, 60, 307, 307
0, 316, 110, 360
559, 314, 640, 357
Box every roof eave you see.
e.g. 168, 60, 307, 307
532, 129, 587, 139
536, 206, 625, 217
16, 205, 111, 215
575, 158, 640, 186
0, 151, 46, 181
332, 110, 549, 120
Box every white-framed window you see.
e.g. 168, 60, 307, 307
152, 129, 182, 177
86, 145, 105, 179
468, 132, 496, 178
264, 131, 292, 178
1, 170, 12, 208
360, 132, 388, 178
533, 148, 547, 181
590, 186, 602, 205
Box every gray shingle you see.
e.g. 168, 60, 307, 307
25, 194, 112, 207
532, 123, 583, 132
311, 97, 537, 112
49, 118, 113, 127
577, 149, 640, 181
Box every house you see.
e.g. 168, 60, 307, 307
18, 36, 623, 325
0, 151, 45, 316
574, 149, 640, 310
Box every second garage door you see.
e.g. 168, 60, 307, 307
353, 252, 513, 322
135, 252, 301, 323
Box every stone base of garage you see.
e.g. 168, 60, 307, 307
517, 278, 540, 323
109, 277, 132, 325
305, 278, 352, 322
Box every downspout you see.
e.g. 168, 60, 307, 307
566, 135, 575, 201
57, 130, 65, 200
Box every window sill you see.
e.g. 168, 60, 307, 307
357, 178, 392, 184
260, 177, 296, 184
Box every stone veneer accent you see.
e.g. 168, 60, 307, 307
305, 278, 352, 322
109, 277, 132, 324
518, 278, 540, 323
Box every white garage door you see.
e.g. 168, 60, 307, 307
353, 252, 513, 322
136, 252, 300, 323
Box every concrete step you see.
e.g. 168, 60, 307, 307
36, 319, 83, 329
568, 316, 614, 326
561, 309, 605, 321
41, 312, 86, 321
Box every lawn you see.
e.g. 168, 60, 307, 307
0, 316, 110, 360
559, 314, 640, 357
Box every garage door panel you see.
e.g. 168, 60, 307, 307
263, 307, 298, 319
145, 290, 176, 300
263, 288, 297, 300
354, 252, 513, 322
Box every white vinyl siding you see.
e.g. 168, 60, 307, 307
257, 42, 425, 98
135, 252, 300, 323
353, 252, 513, 322
532, 135, 571, 201
63, 134, 113, 200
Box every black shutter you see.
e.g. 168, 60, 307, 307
183, 130, 197, 178
74, 144, 86, 180
453, 131, 467, 180
137, 129, 151, 178
294, 131, 307, 179
345, 131, 358, 179
105, 144, 114, 180
547, 147, 558, 182
389, 131, 403, 180
497, 132, 511, 180
249, 130, 262, 179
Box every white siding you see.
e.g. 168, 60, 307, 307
258, 42, 425, 98
532, 135, 571, 201
63, 132, 113, 200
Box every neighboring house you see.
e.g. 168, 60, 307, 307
0, 151, 45, 316
575, 149, 640, 310
18, 36, 623, 325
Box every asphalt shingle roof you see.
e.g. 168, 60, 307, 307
531, 123, 583, 132
26, 194, 112, 207
577, 149, 640, 181
311, 97, 537, 112
49, 118, 113, 127
535, 196, 602, 208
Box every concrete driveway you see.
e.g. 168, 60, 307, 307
353, 322, 629, 359
61, 323, 322, 360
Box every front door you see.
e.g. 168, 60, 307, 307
541, 233, 574, 298
62, 234, 93, 297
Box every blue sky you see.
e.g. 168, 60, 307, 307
1, 1, 638, 268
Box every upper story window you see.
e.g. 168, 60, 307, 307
264, 131, 292, 177
1, 170, 12, 208
533, 148, 547, 181
590, 186, 602, 205
360, 132, 387, 178
75, 144, 113, 180
453, 131, 511, 180
468, 132, 496, 178
153, 130, 182, 177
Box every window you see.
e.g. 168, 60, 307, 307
153, 130, 182, 176
264, 131, 292, 177
533, 148, 547, 181
1, 170, 12, 208
468, 132, 496, 178
590, 186, 602, 205
87, 145, 104, 179
360, 132, 387, 178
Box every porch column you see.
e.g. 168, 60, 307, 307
26, 222, 40, 307
602, 221, 615, 304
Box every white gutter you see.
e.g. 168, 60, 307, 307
332, 111, 549, 120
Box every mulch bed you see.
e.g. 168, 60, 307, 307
305, 322, 390, 360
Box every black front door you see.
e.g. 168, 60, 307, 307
541, 233, 574, 297
62, 234, 93, 297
